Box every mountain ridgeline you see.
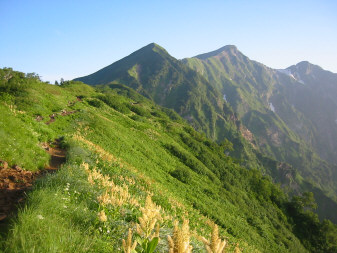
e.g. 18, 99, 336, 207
75, 43, 237, 141
183, 47, 337, 196
75, 43, 337, 223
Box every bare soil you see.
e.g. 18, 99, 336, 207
0, 140, 66, 230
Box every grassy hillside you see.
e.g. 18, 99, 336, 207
1, 68, 337, 252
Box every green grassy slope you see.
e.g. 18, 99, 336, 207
1, 68, 337, 252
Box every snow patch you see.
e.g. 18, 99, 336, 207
277, 69, 296, 80
293, 72, 305, 84
277, 69, 305, 85
297, 78, 305, 84
269, 103, 275, 112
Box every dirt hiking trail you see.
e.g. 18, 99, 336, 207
0, 139, 66, 232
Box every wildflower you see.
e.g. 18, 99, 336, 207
97, 182, 130, 207
129, 197, 140, 207
122, 228, 137, 253
201, 224, 227, 253
81, 162, 89, 172
167, 219, 192, 253
98, 210, 107, 222
234, 243, 241, 253
136, 195, 161, 239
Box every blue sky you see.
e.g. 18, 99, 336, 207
0, 0, 336, 82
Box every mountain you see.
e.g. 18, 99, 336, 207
75, 43, 260, 166
75, 43, 337, 223
75, 43, 231, 138
4, 68, 337, 252
183, 46, 337, 198
275, 61, 337, 165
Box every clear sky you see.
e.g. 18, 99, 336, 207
1, 0, 336, 82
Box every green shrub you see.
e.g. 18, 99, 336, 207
0, 68, 29, 95
129, 114, 146, 122
98, 94, 130, 114
170, 167, 191, 184
87, 98, 103, 108
161, 107, 182, 122
165, 143, 204, 175
130, 105, 151, 117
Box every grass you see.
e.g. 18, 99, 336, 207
0, 103, 49, 170
2, 71, 335, 252
3, 164, 101, 252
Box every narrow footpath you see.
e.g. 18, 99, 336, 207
0, 139, 66, 232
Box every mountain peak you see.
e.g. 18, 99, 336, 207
142, 42, 168, 55
294, 61, 313, 70
74, 42, 174, 85
219, 44, 238, 51
144, 42, 160, 49
287, 61, 323, 77
147, 42, 158, 47
297, 60, 311, 66
194, 45, 240, 60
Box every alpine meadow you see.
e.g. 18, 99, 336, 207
1, 1, 337, 252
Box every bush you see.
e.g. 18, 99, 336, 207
170, 167, 191, 184
165, 143, 204, 175
151, 110, 166, 119
98, 94, 130, 114
161, 107, 182, 122
87, 98, 103, 108
129, 114, 146, 122
0, 68, 29, 95
130, 105, 151, 117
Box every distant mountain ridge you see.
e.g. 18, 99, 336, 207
194, 45, 239, 60
74, 43, 337, 222
274, 61, 337, 166
183, 45, 337, 190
